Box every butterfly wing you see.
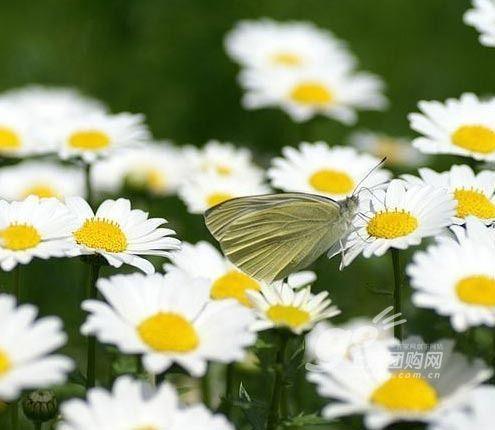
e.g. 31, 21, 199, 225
204, 193, 349, 283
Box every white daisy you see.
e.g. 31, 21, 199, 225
82, 271, 256, 376
0, 160, 84, 201
0, 294, 73, 401
401, 165, 495, 224
342, 180, 457, 267
268, 143, 391, 200
348, 130, 427, 167
308, 337, 492, 429
183, 140, 264, 182
464, 0, 495, 47
431, 385, 495, 430
164, 240, 316, 307
241, 65, 387, 124
0, 196, 76, 271
178, 172, 270, 214
409, 93, 495, 161
57, 112, 151, 163
172, 404, 234, 430
408, 217, 495, 331
92, 142, 185, 196
246, 282, 340, 335
66, 197, 180, 274
0, 103, 43, 158
225, 19, 356, 72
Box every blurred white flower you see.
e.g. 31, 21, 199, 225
0, 294, 73, 402
268, 143, 391, 200
92, 142, 185, 196
0, 160, 84, 201
408, 217, 495, 331
82, 271, 256, 376
464, 0, 495, 47
66, 197, 180, 274
409, 93, 495, 161
401, 165, 495, 224
0, 196, 76, 271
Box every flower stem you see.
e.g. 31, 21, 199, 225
34, 422, 42, 430
267, 331, 290, 430
390, 249, 403, 341
10, 267, 21, 430
85, 260, 101, 390
10, 402, 18, 430
84, 162, 93, 209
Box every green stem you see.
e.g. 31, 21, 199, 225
84, 162, 93, 209
10, 402, 18, 430
201, 366, 212, 409
266, 331, 290, 430
12, 265, 20, 301
85, 260, 101, 390
34, 421, 42, 430
391, 249, 403, 341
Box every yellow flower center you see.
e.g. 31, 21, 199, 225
134, 427, 158, 430
367, 210, 418, 239
0, 127, 21, 151
309, 169, 354, 195
206, 192, 233, 207
266, 305, 310, 329
211, 270, 261, 306
371, 372, 439, 412
137, 312, 199, 353
73, 218, 127, 253
290, 81, 333, 106
68, 130, 110, 151
126, 168, 167, 193
0, 223, 41, 251
454, 188, 495, 219
0, 349, 12, 376
456, 275, 495, 306
216, 165, 232, 175
271, 52, 303, 67
451, 125, 495, 154
21, 184, 60, 199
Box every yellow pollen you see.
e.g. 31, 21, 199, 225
216, 165, 232, 175
451, 125, 495, 154
266, 305, 310, 329
21, 184, 59, 199
0, 223, 41, 251
0, 349, 12, 376
206, 192, 234, 207
73, 218, 127, 253
309, 169, 354, 195
271, 52, 303, 67
456, 275, 495, 306
211, 270, 261, 306
137, 312, 199, 353
367, 210, 418, 239
371, 372, 438, 412
290, 81, 333, 106
454, 188, 495, 219
0, 127, 21, 151
68, 130, 110, 151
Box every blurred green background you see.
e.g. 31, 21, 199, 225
1, 0, 493, 428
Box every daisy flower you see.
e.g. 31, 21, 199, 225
82, 271, 256, 376
464, 0, 495, 47
246, 281, 340, 335
268, 143, 391, 200
341, 180, 456, 267
0, 196, 76, 271
0, 294, 73, 401
401, 165, 495, 224
66, 197, 180, 274
92, 142, 185, 196
408, 217, 495, 331
173, 405, 235, 430
225, 19, 356, 72
241, 65, 387, 124
431, 386, 495, 430
178, 172, 270, 214
164, 240, 316, 306
308, 337, 492, 429
0, 160, 84, 201
348, 130, 427, 168
183, 140, 264, 181
57, 112, 151, 163
409, 93, 495, 161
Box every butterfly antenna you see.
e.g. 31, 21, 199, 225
352, 157, 387, 196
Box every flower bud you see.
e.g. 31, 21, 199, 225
22, 390, 58, 423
